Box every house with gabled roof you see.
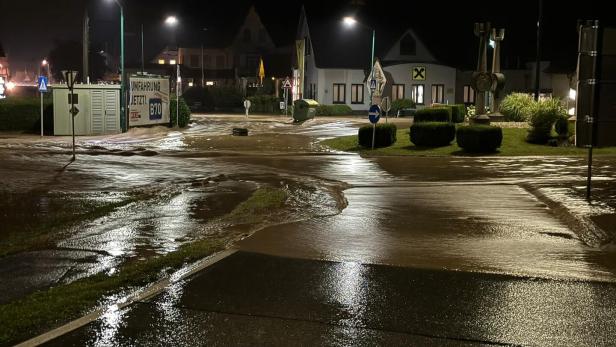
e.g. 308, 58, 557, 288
296, 6, 458, 111
152, 5, 292, 88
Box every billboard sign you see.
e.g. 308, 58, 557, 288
129, 76, 170, 126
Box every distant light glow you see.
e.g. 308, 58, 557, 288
158, 59, 165, 65
206, 81, 215, 86
569, 107, 575, 116
188, 82, 194, 87
489, 39, 495, 48
343, 16, 357, 27
41, 59, 48, 66
6, 81, 15, 90
165, 16, 178, 26
569, 88, 577, 101
169, 59, 176, 65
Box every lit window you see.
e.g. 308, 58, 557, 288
158, 59, 165, 65
431, 84, 444, 104
206, 81, 215, 86
463, 85, 475, 104
332, 83, 346, 104
392, 84, 405, 101
169, 59, 177, 65
411, 84, 424, 105
351, 84, 364, 104
188, 82, 194, 87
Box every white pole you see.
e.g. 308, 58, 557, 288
40, 92, 44, 137
372, 123, 376, 150
176, 63, 180, 128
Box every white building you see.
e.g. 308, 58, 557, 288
296, 7, 458, 111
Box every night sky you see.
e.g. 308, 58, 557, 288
1, 0, 614, 72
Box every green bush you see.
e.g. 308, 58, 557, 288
554, 116, 569, 138
0, 97, 52, 132
456, 125, 503, 152
358, 123, 397, 148
414, 107, 451, 123
410, 122, 456, 147
432, 104, 466, 123
170, 97, 191, 128
316, 104, 353, 116
527, 97, 566, 144
390, 98, 415, 115
500, 93, 534, 122
247, 95, 282, 114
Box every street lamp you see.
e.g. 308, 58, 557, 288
105, 0, 126, 132
165, 15, 180, 127
342, 16, 376, 104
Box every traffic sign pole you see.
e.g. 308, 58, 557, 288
372, 123, 376, 150
40, 92, 43, 137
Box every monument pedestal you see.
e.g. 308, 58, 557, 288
471, 114, 491, 125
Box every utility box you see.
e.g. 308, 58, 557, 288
293, 99, 319, 122
52, 84, 121, 136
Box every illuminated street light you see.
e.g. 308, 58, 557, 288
343, 16, 357, 27
6, 81, 16, 91
165, 16, 178, 26
342, 16, 375, 104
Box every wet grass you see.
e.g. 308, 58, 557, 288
0, 186, 287, 346
0, 238, 224, 346
321, 128, 616, 156
0, 191, 156, 258
222, 187, 288, 224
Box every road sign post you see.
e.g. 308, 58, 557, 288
38, 76, 48, 137
282, 77, 292, 117
368, 104, 381, 150
62, 71, 78, 161
381, 96, 391, 124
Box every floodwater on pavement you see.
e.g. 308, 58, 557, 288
1, 114, 616, 304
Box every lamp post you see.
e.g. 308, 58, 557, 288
106, 0, 125, 132
343, 16, 375, 104
165, 16, 179, 127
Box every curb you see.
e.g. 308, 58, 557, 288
520, 183, 612, 247
14, 249, 237, 347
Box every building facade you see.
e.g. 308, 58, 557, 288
296, 7, 458, 111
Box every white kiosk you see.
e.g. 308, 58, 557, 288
52, 84, 121, 135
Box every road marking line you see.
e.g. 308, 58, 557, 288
14, 249, 237, 347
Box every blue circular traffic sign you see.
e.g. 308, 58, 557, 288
368, 104, 381, 124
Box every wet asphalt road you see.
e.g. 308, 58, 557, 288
46, 251, 616, 346
3, 115, 616, 345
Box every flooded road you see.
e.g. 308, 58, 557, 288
2, 114, 616, 345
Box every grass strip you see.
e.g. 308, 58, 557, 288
0, 186, 287, 346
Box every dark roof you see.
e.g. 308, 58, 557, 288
301, 5, 451, 70
0, 42, 5, 58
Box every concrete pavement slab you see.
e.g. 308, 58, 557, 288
45, 251, 616, 346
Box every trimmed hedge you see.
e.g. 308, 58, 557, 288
0, 97, 53, 132
410, 122, 456, 147
432, 104, 466, 123
170, 97, 192, 128
414, 107, 451, 123
358, 123, 397, 148
456, 125, 503, 152
316, 104, 353, 116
